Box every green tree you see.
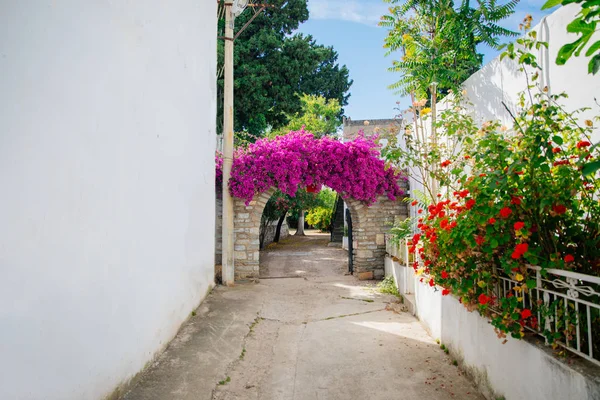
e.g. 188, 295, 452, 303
380, 0, 517, 201
380, 0, 518, 98
217, 0, 352, 136
270, 94, 342, 138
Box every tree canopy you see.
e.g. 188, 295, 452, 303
270, 94, 342, 138
380, 0, 518, 98
217, 0, 352, 136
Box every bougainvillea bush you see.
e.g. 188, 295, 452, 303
216, 129, 405, 204
409, 91, 599, 343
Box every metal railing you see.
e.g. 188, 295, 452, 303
386, 238, 600, 366
495, 266, 600, 366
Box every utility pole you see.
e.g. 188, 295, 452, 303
220, 0, 269, 286
221, 1, 236, 286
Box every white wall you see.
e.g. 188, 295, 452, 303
0, 2, 217, 399
385, 256, 600, 400
461, 4, 600, 144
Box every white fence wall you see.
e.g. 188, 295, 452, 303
0, 2, 217, 399
462, 4, 600, 144
385, 254, 600, 400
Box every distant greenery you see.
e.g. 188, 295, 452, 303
306, 207, 333, 231
270, 94, 342, 138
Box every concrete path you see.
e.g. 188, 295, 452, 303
122, 232, 483, 400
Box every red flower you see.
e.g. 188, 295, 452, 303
442, 289, 451, 296
424, 260, 432, 267
441, 270, 449, 279
429, 278, 435, 287
412, 233, 421, 243
418, 209, 423, 214
479, 173, 487, 177
411, 200, 418, 206
511, 243, 529, 259
499, 207, 512, 218
464, 155, 471, 160
552, 204, 567, 215
577, 141, 591, 149
441, 160, 452, 167
564, 254, 574, 263
520, 309, 532, 319
475, 235, 485, 246
465, 199, 476, 210
458, 189, 469, 198
552, 147, 561, 154
514, 222, 525, 231
478, 293, 491, 305
510, 196, 522, 205
488, 217, 496, 225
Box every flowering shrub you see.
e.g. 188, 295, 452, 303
216, 129, 405, 204
410, 91, 599, 342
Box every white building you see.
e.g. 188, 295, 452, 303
0, 2, 217, 399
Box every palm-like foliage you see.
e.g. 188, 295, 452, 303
380, 0, 519, 97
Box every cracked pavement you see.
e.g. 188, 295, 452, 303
122, 232, 484, 400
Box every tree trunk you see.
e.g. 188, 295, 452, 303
295, 210, 306, 236
274, 211, 287, 243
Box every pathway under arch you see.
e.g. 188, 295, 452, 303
231, 183, 408, 281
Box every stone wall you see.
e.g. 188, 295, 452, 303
262, 219, 290, 248
233, 188, 276, 279
342, 118, 401, 142
345, 184, 409, 279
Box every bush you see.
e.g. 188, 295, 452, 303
306, 206, 333, 231
411, 91, 599, 341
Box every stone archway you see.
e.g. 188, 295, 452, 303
231, 182, 408, 280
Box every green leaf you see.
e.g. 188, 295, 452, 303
540, 164, 550, 173
526, 279, 537, 289
585, 40, 600, 57
491, 239, 499, 249
556, 42, 578, 65
541, 0, 563, 10
552, 135, 564, 145
582, 160, 600, 176
589, 54, 600, 75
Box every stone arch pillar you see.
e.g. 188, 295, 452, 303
345, 193, 408, 280
233, 187, 276, 279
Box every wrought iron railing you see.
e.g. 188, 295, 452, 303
495, 266, 600, 366
386, 238, 600, 366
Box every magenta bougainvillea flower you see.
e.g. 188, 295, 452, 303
216, 129, 406, 204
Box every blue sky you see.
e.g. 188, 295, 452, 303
297, 0, 552, 120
